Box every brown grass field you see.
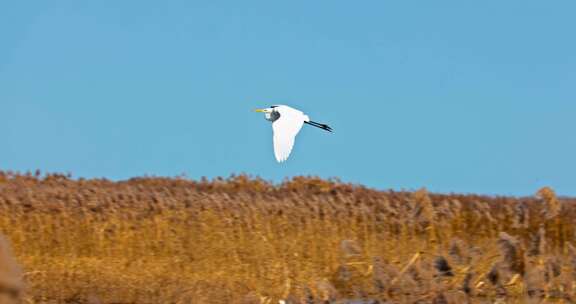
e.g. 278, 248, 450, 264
0, 171, 575, 303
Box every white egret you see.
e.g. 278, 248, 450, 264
255, 105, 332, 162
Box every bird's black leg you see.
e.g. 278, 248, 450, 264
305, 121, 333, 132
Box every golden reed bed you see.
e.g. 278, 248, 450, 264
0, 171, 575, 303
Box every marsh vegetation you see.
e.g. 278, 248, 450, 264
0, 172, 574, 303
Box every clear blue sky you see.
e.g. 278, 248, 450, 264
1, 1, 575, 196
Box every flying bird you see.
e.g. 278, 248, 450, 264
255, 105, 332, 162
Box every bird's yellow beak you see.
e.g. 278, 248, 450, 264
254, 109, 266, 113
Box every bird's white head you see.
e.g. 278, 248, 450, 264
254, 106, 280, 122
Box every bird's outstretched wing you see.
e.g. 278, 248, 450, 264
272, 108, 305, 162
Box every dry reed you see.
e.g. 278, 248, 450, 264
0, 171, 575, 303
